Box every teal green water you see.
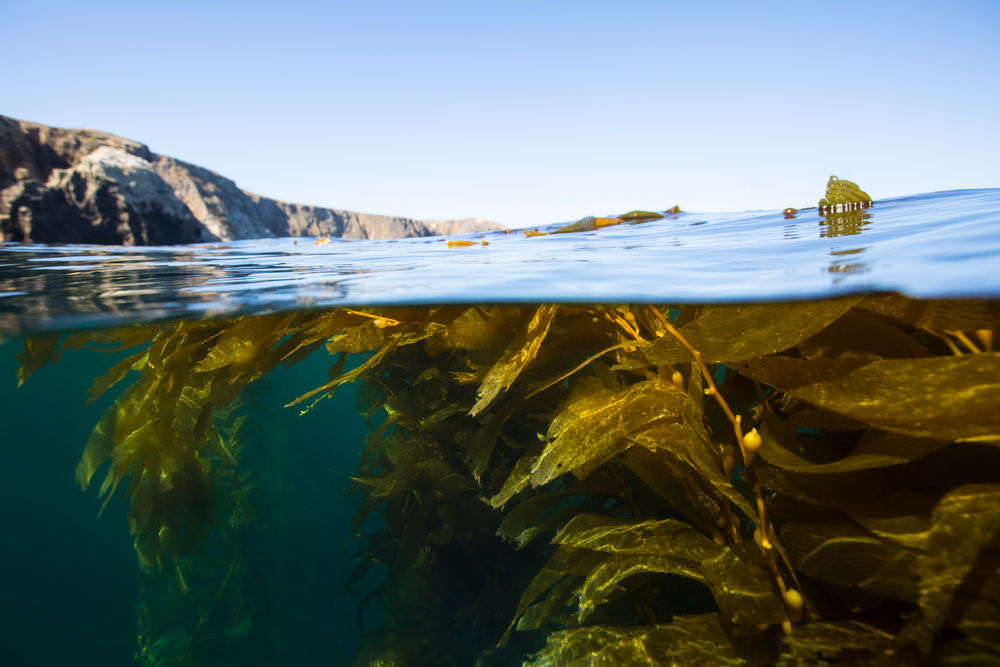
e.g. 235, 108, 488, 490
0, 340, 137, 666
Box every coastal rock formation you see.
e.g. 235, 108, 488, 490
0, 115, 501, 245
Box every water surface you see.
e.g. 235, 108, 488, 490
2, 188, 998, 334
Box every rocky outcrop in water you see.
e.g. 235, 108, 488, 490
0, 115, 501, 245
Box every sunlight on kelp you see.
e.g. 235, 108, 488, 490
18, 295, 1000, 665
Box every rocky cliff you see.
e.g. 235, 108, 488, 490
0, 115, 501, 245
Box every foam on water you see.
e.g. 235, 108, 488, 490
1, 188, 998, 333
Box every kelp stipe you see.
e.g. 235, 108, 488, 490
20, 294, 1000, 665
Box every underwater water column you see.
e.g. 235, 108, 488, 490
0, 339, 138, 667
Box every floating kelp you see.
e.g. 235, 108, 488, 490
819, 175, 873, 214
17, 294, 1000, 665
548, 206, 680, 235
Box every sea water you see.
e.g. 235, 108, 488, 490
3, 189, 999, 334
1, 189, 999, 666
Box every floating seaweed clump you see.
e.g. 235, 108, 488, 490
819, 175, 873, 214
18, 295, 1000, 665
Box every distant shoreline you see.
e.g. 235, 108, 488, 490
0, 114, 502, 245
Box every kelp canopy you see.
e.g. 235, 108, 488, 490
19, 292, 1000, 666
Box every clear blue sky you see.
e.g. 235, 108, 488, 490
3, 1, 998, 227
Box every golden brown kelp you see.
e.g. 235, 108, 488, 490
19, 311, 329, 579
818, 175, 873, 214
21, 295, 1000, 664
521, 206, 679, 236
319, 298, 1000, 664
136, 405, 268, 667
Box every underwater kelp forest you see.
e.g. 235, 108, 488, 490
14, 293, 1000, 665
5, 177, 1000, 665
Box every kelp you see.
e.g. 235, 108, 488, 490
818, 175, 873, 213
741, 353, 1000, 441
18, 292, 1000, 665
135, 405, 269, 667
543, 206, 680, 236
527, 615, 746, 666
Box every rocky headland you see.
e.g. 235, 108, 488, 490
0, 114, 501, 245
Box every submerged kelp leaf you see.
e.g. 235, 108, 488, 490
423, 306, 517, 354
784, 407, 870, 433
530, 377, 687, 487
327, 312, 408, 354
628, 389, 758, 525
277, 310, 358, 362
796, 306, 931, 360
503, 545, 603, 644
527, 340, 644, 401
936, 638, 1000, 665
778, 620, 897, 664
553, 515, 720, 622
191, 313, 298, 376
496, 475, 631, 549
952, 591, 1000, 655
527, 615, 745, 666
912, 484, 1000, 651
471, 305, 559, 416
848, 430, 952, 469
859, 294, 1000, 333
759, 414, 950, 474
498, 493, 577, 548
631, 299, 858, 367
793, 528, 920, 602
489, 453, 538, 509
777, 502, 920, 602
761, 459, 926, 522
736, 356, 868, 392
287, 343, 395, 409
76, 399, 118, 489
517, 576, 580, 633
701, 542, 787, 627
325, 307, 448, 357
842, 490, 938, 550
67, 324, 163, 353
464, 396, 527, 482
517, 577, 580, 632
620, 444, 724, 536
16, 335, 61, 386
86, 349, 148, 405
553, 514, 718, 561
349, 435, 479, 535
576, 555, 705, 622
782, 353, 1000, 441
